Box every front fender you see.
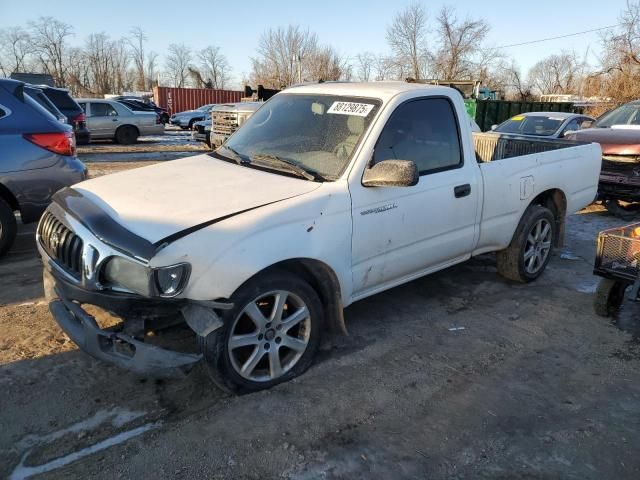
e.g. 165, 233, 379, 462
151, 182, 354, 304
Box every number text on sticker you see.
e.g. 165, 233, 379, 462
327, 102, 375, 117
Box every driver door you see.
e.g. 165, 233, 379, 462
350, 97, 480, 297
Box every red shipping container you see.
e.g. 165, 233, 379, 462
153, 86, 243, 115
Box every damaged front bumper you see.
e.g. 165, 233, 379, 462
44, 267, 225, 379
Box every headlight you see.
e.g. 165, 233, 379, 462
154, 263, 191, 297
103, 258, 191, 298
103, 257, 152, 296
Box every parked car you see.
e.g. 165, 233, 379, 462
568, 101, 640, 219
192, 118, 211, 147
114, 96, 170, 124
170, 104, 215, 129
491, 112, 595, 138
23, 85, 67, 124
39, 82, 601, 392
38, 86, 91, 145
0, 78, 86, 257
76, 99, 164, 144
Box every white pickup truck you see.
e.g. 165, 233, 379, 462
38, 82, 601, 393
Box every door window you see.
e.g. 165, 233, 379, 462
373, 98, 463, 175
90, 103, 118, 117
561, 118, 581, 136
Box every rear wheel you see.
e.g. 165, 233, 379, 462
198, 270, 324, 394
594, 278, 627, 317
497, 205, 556, 283
115, 125, 138, 144
0, 198, 17, 258
604, 199, 640, 221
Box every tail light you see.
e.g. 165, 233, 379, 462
24, 131, 76, 156
72, 112, 86, 124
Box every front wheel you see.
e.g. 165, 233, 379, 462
198, 270, 324, 394
497, 205, 556, 283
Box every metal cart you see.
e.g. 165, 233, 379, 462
593, 223, 640, 317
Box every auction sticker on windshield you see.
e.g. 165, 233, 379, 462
328, 102, 375, 117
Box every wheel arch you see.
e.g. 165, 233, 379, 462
0, 182, 19, 211
529, 188, 567, 247
233, 258, 347, 336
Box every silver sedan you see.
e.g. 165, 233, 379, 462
76, 99, 165, 144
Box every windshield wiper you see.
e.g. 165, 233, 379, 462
250, 154, 325, 182
217, 145, 248, 165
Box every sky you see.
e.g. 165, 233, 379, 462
0, 0, 628, 88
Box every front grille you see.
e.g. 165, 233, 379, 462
601, 155, 640, 175
38, 211, 83, 278
596, 225, 640, 279
212, 111, 239, 136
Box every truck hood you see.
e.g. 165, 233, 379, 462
570, 128, 640, 155
71, 154, 321, 245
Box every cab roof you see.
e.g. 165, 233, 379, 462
282, 81, 454, 102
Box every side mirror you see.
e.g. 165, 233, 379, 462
362, 160, 419, 187
490, 124, 498, 131
580, 120, 593, 129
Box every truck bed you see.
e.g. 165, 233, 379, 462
473, 132, 585, 162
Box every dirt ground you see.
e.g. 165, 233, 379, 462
1, 150, 639, 479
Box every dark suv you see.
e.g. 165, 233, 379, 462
39, 86, 91, 145
0, 79, 86, 256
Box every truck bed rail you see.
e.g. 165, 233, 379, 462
473, 132, 584, 162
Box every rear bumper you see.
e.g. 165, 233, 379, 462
44, 267, 202, 378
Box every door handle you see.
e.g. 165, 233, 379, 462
112, 118, 119, 122
454, 184, 471, 198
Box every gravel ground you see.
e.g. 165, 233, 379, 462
0, 158, 639, 479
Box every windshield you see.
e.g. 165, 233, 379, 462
595, 104, 640, 128
220, 94, 381, 180
198, 104, 213, 111
495, 115, 564, 136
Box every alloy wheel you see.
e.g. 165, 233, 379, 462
523, 218, 552, 275
227, 290, 311, 382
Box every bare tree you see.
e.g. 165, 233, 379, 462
28, 16, 73, 86
373, 55, 396, 80
589, 1, 640, 102
145, 51, 159, 89
386, 3, 428, 79
528, 52, 581, 95
165, 43, 192, 87
198, 46, 231, 89
250, 25, 319, 88
127, 27, 147, 91
306, 46, 350, 82
355, 52, 376, 81
80, 33, 131, 95
487, 60, 533, 100
431, 6, 491, 80
0, 27, 33, 76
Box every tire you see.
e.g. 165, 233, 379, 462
594, 278, 627, 317
604, 199, 640, 221
0, 197, 17, 258
198, 270, 324, 394
497, 205, 556, 283
187, 119, 197, 130
115, 125, 139, 145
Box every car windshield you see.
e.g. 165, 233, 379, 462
595, 104, 640, 128
198, 104, 213, 111
495, 115, 564, 136
219, 94, 381, 180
